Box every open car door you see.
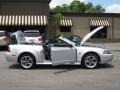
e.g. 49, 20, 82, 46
51, 46, 77, 66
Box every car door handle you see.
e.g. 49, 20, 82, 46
53, 50, 56, 51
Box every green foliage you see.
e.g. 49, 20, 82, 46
50, 13, 64, 42
51, 0, 105, 13
69, 0, 85, 12
56, 31, 64, 38
51, 13, 64, 25
53, 4, 71, 12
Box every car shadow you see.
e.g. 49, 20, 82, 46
8, 64, 22, 69
8, 64, 83, 74
36, 65, 82, 75
8, 63, 114, 73
98, 64, 114, 69
8, 64, 82, 70
53, 64, 114, 74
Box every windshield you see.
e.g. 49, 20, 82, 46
59, 36, 76, 46
66, 36, 81, 46
24, 32, 40, 37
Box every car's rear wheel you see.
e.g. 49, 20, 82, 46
82, 53, 99, 69
19, 54, 36, 69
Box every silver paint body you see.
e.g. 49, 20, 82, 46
5, 26, 113, 65
5, 44, 113, 65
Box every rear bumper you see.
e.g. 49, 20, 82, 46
24, 41, 42, 44
100, 54, 113, 64
24, 38, 42, 44
5, 52, 17, 63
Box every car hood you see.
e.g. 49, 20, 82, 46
59, 26, 104, 47
81, 45, 105, 49
76, 45, 106, 52
80, 26, 104, 46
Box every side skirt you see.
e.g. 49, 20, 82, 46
36, 60, 81, 65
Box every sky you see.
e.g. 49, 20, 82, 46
50, 0, 120, 13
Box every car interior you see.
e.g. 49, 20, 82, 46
43, 40, 51, 60
42, 39, 72, 61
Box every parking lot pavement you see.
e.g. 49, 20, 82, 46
0, 43, 120, 90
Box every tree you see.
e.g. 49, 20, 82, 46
85, 2, 93, 12
51, 4, 70, 12
62, 4, 71, 12
51, 0, 105, 13
69, 0, 85, 12
52, 6, 64, 12
50, 13, 64, 42
93, 5, 105, 13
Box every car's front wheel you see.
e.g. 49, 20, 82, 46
82, 53, 99, 69
19, 54, 36, 69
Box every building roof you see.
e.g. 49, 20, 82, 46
0, 0, 51, 2
50, 11, 120, 17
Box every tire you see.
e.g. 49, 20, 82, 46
18, 54, 36, 69
82, 53, 99, 69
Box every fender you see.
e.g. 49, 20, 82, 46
17, 48, 44, 63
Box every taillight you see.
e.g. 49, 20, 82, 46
38, 37, 42, 41
5, 46, 10, 52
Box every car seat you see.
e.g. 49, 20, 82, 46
43, 41, 51, 60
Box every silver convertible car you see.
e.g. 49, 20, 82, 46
5, 26, 113, 69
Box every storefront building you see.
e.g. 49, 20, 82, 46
0, 0, 120, 41
0, 0, 50, 34
50, 12, 120, 41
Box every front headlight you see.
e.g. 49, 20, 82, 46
103, 50, 111, 54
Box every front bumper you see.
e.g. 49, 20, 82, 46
100, 54, 113, 64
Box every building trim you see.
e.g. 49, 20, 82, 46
50, 12, 120, 17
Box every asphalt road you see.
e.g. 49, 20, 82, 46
0, 43, 120, 90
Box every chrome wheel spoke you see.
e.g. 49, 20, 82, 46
21, 56, 33, 69
25, 62, 29, 66
85, 59, 90, 63
22, 59, 27, 63
28, 61, 32, 65
85, 55, 97, 68
92, 60, 96, 64
90, 62, 94, 66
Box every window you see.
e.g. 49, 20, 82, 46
24, 32, 40, 37
53, 39, 70, 47
0, 32, 5, 37
0, 31, 9, 37
60, 26, 71, 32
90, 26, 107, 39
